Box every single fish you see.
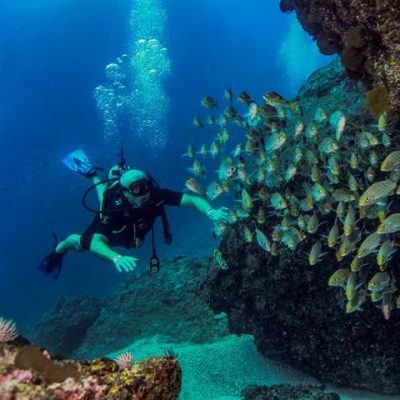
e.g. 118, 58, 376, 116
185, 178, 205, 196
223, 105, 237, 119
201, 95, 218, 109
217, 157, 236, 181
345, 290, 366, 313
294, 121, 304, 139
336, 201, 346, 219
193, 116, 204, 128
197, 144, 208, 157
206, 181, 224, 201
349, 152, 359, 169
318, 137, 339, 155
305, 123, 318, 141
332, 188, 355, 203
243, 225, 253, 243
256, 208, 266, 224
343, 204, 356, 236
327, 219, 340, 248
213, 249, 227, 270
182, 144, 195, 158
377, 213, 400, 234
314, 107, 328, 122
358, 180, 396, 206
368, 272, 390, 292
382, 133, 391, 148
345, 271, 361, 301
272, 225, 283, 242
356, 232, 381, 258
238, 91, 253, 106
284, 164, 297, 182
270, 193, 288, 210
210, 142, 220, 158
378, 111, 387, 131
265, 131, 286, 152
224, 88, 233, 102
380, 151, 400, 172
255, 228, 271, 252
241, 189, 253, 210
188, 160, 205, 177
308, 241, 323, 266
328, 268, 351, 288
310, 182, 327, 202
376, 239, 395, 267
381, 292, 393, 320
307, 213, 320, 234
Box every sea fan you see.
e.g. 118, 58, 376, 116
115, 352, 134, 369
0, 317, 18, 343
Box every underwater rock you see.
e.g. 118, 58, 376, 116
242, 384, 340, 400
0, 339, 181, 399
206, 61, 400, 395
30, 297, 102, 357
54, 256, 229, 360
280, 0, 400, 115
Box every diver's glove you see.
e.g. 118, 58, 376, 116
113, 255, 138, 272
207, 207, 230, 223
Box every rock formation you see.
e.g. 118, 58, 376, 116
280, 0, 400, 116
206, 60, 400, 395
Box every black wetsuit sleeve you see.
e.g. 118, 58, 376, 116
158, 189, 184, 207
80, 214, 124, 250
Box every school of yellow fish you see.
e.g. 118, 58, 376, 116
185, 89, 400, 319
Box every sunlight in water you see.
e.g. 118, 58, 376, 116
278, 14, 330, 97
94, 0, 171, 153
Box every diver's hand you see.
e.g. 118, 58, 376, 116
207, 207, 230, 223
113, 255, 138, 272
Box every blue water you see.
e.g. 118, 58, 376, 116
0, 0, 331, 328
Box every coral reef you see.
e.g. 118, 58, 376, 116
31, 256, 229, 360
0, 339, 181, 399
205, 61, 400, 395
242, 384, 340, 400
280, 0, 400, 115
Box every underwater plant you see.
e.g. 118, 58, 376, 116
184, 85, 400, 319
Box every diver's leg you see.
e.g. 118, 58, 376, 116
55, 234, 83, 254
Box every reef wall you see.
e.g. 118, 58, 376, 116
206, 60, 400, 395
280, 0, 400, 116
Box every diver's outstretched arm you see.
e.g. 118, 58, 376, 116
90, 234, 137, 272
180, 193, 230, 222
56, 234, 83, 253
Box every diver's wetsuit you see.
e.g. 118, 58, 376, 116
80, 188, 183, 250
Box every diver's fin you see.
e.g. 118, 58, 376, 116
37, 251, 65, 280
63, 149, 103, 178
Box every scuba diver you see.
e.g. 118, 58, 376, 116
37, 149, 230, 279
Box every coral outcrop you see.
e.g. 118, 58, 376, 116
0, 339, 181, 399
30, 297, 102, 357
242, 384, 340, 400
206, 60, 400, 395
280, 0, 400, 116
